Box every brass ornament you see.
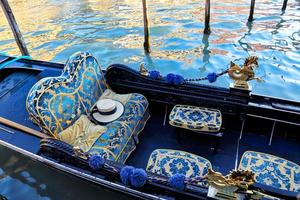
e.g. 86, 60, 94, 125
140, 62, 149, 76
228, 56, 261, 89
73, 146, 89, 160
205, 169, 256, 198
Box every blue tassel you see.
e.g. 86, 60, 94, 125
166, 73, 184, 85
120, 166, 134, 185
207, 72, 218, 83
174, 75, 184, 85
166, 73, 175, 84
149, 70, 161, 79
130, 168, 147, 188
169, 173, 186, 190
88, 155, 105, 170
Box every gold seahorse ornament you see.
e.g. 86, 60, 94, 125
205, 169, 259, 199
228, 56, 262, 89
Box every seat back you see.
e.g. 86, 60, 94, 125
239, 151, 300, 192
26, 52, 107, 138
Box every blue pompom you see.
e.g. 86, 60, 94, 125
166, 73, 185, 85
174, 75, 184, 85
207, 72, 218, 83
169, 173, 186, 190
120, 166, 134, 185
88, 155, 105, 170
166, 73, 175, 84
130, 168, 147, 188
149, 70, 161, 79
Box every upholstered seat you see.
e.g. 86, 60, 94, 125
239, 151, 300, 192
169, 105, 222, 132
146, 149, 212, 178
26, 52, 149, 164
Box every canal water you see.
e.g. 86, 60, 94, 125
0, 144, 132, 200
0, 0, 299, 199
0, 0, 299, 100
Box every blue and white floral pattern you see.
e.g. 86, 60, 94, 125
26, 52, 107, 138
146, 149, 212, 178
239, 151, 300, 192
169, 105, 222, 132
88, 89, 149, 163
26, 52, 149, 164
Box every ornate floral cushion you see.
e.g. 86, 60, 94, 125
58, 90, 149, 163
88, 89, 149, 163
26, 52, 107, 138
239, 151, 300, 192
169, 105, 222, 132
26, 52, 149, 164
146, 149, 212, 178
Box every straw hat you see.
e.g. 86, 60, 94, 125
91, 99, 124, 124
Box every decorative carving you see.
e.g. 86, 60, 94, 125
205, 169, 256, 198
73, 146, 89, 160
106, 64, 250, 116
228, 56, 260, 90
139, 62, 149, 76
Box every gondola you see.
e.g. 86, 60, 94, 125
0, 52, 299, 200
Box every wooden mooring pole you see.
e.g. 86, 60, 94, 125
0, 0, 29, 56
142, 0, 150, 53
281, 0, 288, 11
204, 0, 211, 34
248, 0, 255, 22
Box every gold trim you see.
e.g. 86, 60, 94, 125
115, 103, 149, 161
120, 111, 151, 163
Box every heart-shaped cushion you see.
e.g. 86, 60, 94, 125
26, 52, 107, 138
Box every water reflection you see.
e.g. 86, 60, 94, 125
202, 34, 210, 63
238, 22, 253, 53
0, 144, 131, 200
0, 0, 299, 101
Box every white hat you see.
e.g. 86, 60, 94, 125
91, 99, 124, 124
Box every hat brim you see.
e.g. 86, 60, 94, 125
92, 100, 124, 124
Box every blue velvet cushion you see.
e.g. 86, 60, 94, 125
146, 149, 212, 178
239, 151, 300, 192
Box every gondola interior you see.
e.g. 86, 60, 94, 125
0, 53, 299, 199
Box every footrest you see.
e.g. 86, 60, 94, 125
169, 105, 222, 132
